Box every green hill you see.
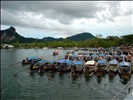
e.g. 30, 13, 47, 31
0, 26, 95, 43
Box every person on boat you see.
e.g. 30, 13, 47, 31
30, 63, 34, 72
26, 57, 28, 61
22, 59, 25, 62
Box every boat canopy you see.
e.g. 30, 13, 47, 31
109, 59, 118, 65
38, 59, 46, 63
85, 61, 95, 65
113, 54, 119, 58
97, 59, 106, 64
28, 56, 38, 60
73, 60, 83, 65
48, 60, 56, 64
71, 54, 76, 57
98, 53, 104, 57
120, 54, 126, 58
119, 62, 131, 67
57, 59, 66, 63
65, 60, 73, 64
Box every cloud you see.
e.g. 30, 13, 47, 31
1, 1, 132, 38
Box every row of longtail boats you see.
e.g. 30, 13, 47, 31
22, 49, 133, 80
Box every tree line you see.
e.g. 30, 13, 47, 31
10, 34, 133, 48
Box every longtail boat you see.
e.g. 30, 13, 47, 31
105, 54, 113, 62
70, 60, 84, 77
84, 60, 96, 76
53, 50, 59, 56
108, 58, 118, 77
44, 59, 56, 71
118, 61, 131, 80
56, 59, 73, 74
22, 56, 43, 65
37, 59, 47, 73
119, 54, 127, 62
95, 59, 108, 77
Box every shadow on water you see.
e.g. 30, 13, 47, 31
58, 74, 65, 81
39, 72, 45, 76
108, 76, 115, 83
120, 79, 129, 84
84, 76, 92, 83
71, 76, 78, 84
96, 77, 102, 84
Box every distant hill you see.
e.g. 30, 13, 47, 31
0, 26, 95, 43
66, 32, 95, 41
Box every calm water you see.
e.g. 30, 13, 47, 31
1, 49, 133, 100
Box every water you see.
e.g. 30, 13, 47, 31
1, 49, 133, 100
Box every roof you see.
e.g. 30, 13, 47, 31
97, 59, 106, 64
109, 59, 118, 65
85, 61, 95, 65
28, 56, 38, 60
119, 62, 131, 67
65, 60, 73, 64
38, 59, 46, 63
73, 60, 83, 65
48, 60, 56, 64
57, 59, 66, 63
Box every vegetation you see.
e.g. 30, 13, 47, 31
1, 27, 133, 48
10, 34, 133, 48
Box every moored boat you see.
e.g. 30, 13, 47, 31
22, 56, 43, 65
53, 50, 59, 56
118, 61, 131, 80
84, 60, 96, 76
70, 60, 84, 77
56, 59, 73, 74
95, 57, 108, 77
37, 59, 47, 73
107, 58, 118, 77
44, 59, 57, 71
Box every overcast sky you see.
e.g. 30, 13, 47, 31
1, 1, 133, 39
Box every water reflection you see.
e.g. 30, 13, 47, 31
121, 79, 129, 84
84, 76, 91, 83
96, 77, 102, 84
58, 74, 65, 81
71, 76, 78, 84
108, 76, 115, 83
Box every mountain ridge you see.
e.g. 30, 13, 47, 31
0, 26, 95, 43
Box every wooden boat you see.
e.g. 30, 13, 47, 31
22, 56, 43, 65
84, 60, 96, 76
53, 50, 59, 56
70, 60, 84, 77
113, 54, 120, 62
105, 54, 113, 62
83, 54, 92, 62
90, 53, 98, 62
44, 59, 56, 71
119, 54, 127, 62
107, 58, 118, 77
56, 59, 73, 74
95, 59, 108, 77
118, 61, 131, 79
37, 59, 47, 73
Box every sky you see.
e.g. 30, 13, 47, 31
1, 1, 133, 39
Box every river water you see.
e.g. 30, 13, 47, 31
1, 49, 133, 100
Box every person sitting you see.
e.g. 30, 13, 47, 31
30, 63, 34, 72
22, 59, 25, 62
26, 57, 28, 61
